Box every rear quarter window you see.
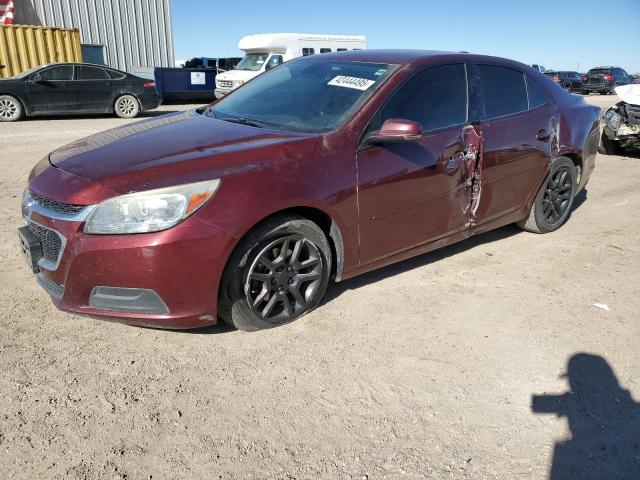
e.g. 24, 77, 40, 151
477, 64, 528, 119
526, 76, 548, 109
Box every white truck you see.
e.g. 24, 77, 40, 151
214, 33, 366, 98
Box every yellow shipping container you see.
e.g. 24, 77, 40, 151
0, 24, 82, 79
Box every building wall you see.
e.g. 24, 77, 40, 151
14, 0, 174, 73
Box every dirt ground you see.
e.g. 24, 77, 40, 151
1, 95, 639, 480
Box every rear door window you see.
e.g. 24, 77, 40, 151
302, 48, 315, 56
76, 66, 110, 80
476, 64, 528, 119
376, 63, 468, 132
38, 65, 74, 81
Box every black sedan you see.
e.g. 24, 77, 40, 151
0, 63, 159, 122
544, 71, 583, 92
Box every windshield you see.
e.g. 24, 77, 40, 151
209, 59, 396, 133
588, 69, 611, 76
235, 53, 269, 71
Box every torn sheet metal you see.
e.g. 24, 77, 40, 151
462, 124, 483, 226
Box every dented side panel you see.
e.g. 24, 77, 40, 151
462, 124, 483, 226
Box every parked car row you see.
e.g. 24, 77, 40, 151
544, 66, 634, 95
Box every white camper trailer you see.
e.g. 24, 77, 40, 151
214, 33, 366, 98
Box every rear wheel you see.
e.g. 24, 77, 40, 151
218, 215, 332, 331
518, 157, 576, 234
0, 95, 23, 122
114, 94, 140, 118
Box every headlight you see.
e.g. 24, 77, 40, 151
603, 109, 622, 130
233, 80, 245, 87
84, 179, 221, 234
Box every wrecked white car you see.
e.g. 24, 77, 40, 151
600, 84, 640, 154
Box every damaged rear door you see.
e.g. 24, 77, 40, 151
467, 63, 555, 228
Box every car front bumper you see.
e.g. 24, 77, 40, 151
214, 88, 232, 99
21, 193, 235, 329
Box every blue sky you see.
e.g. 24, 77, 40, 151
172, 0, 640, 73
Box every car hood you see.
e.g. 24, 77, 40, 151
49, 109, 318, 195
217, 69, 259, 81
615, 84, 640, 106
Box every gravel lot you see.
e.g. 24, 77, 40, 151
1, 96, 639, 479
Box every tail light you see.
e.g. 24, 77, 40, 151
604, 75, 614, 82
581, 75, 588, 81
143, 81, 156, 88
552, 75, 560, 82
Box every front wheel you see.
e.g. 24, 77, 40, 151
218, 215, 332, 331
518, 157, 577, 234
0, 95, 23, 122
114, 94, 140, 118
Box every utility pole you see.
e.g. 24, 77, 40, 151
577, 62, 581, 72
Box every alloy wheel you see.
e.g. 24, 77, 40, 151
0, 99, 18, 120
118, 97, 136, 116
542, 166, 574, 224
245, 235, 323, 324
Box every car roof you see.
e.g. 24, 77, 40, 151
36, 62, 126, 73
305, 49, 534, 71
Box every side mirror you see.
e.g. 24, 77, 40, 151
364, 118, 423, 146
31, 74, 43, 82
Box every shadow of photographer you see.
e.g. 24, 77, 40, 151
532, 353, 640, 479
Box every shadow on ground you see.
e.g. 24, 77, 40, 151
532, 353, 640, 480
323, 223, 522, 304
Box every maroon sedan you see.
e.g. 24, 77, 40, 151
19, 50, 600, 331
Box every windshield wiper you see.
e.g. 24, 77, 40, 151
221, 117, 266, 128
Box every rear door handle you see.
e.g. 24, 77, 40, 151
536, 129, 550, 141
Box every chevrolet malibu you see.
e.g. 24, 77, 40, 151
19, 50, 601, 331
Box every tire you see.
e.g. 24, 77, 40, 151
517, 157, 577, 234
581, 91, 590, 96
598, 132, 622, 155
114, 94, 140, 118
564, 83, 572, 93
218, 214, 332, 331
0, 95, 24, 122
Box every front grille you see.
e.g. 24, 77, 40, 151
624, 104, 640, 126
218, 80, 233, 88
27, 222, 62, 263
30, 189, 86, 215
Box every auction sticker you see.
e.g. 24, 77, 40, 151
328, 76, 376, 91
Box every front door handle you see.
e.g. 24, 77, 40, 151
536, 129, 550, 142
